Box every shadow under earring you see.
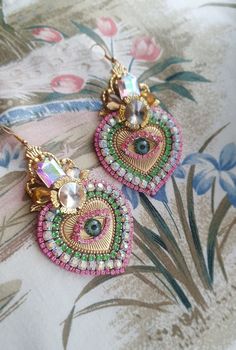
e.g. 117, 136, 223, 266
94, 50, 182, 195
0, 125, 133, 275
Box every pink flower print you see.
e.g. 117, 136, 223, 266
130, 36, 161, 61
97, 17, 118, 37
32, 27, 64, 43
51, 75, 84, 94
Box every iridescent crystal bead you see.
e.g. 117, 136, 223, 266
59, 182, 84, 209
53, 246, 63, 257
79, 260, 87, 270
117, 250, 126, 260
97, 261, 105, 271
105, 156, 114, 164
89, 261, 97, 270
96, 183, 104, 191
45, 211, 55, 221
43, 230, 53, 241
118, 73, 140, 99
108, 118, 116, 126
61, 253, 71, 263
105, 260, 114, 269
87, 183, 95, 192
70, 257, 79, 267
66, 167, 80, 179
124, 173, 133, 182
114, 260, 122, 269
46, 240, 57, 250
36, 158, 65, 188
117, 168, 126, 177
111, 162, 120, 171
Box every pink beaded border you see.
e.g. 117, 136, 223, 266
121, 130, 162, 160
72, 208, 111, 243
36, 181, 134, 276
94, 108, 183, 196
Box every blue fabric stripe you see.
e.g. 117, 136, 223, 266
0, 99, 102, 126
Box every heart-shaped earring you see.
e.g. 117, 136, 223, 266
94, 48, 182, 195
0, 125, 133, 275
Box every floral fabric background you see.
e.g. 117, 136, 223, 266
0, 0, 236, 349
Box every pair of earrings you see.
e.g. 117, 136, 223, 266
0, 49, 182, 276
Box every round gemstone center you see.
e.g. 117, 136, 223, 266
58, 182, 83, 209
134, 137, 150, 155
125, 100, 148, 126
84, 219, 102, 237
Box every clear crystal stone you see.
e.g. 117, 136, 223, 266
125, 100, 147, 126
59, 182, 84, 209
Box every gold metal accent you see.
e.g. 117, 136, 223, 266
60, 198, 116, 254
0, 124, 90, 212
94, 46, 160, 130
0, 125, 28, 146
113, 125, 166, 174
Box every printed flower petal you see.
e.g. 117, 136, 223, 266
219, 171, 236, 207
219, 143, 236, 171
122, 185, 139, 209
183, 153, 219, 169
193, 170, 215, 195
174, 165, 186, 179
152, 185, 168, 203
97, 17, 117, 37
130, 36, 161, 62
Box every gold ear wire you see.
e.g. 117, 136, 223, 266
90, 44, 116, 64
0, 124, 29, 146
